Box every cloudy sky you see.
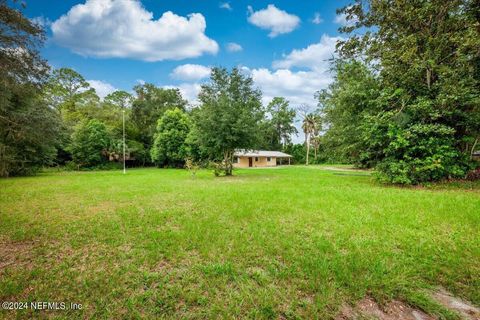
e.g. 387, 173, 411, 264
26, 0, 351, 106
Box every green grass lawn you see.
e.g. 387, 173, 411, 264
0, 166, 479, 319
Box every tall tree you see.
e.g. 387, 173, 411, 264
0, 0, 48, 85
100, 90, 133, 132
104, 90, 133, 110
265, 97, 297, 149
301, 113, 316, 166
0, 84, 61, 176
43, 67, 102, 128
317, 60, 381, 166
194, 67, 264, 175
335, 0, 480, 184
131, 84, 187, 153
0, 1, 60, 177
42, 67, 103, 164
43, 68, 90, 110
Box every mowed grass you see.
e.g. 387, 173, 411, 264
0, 166, 479, 319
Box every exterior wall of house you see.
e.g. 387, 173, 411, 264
233, 156, 277, 168
235, 156, 250, 168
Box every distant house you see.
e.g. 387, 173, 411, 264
233, 149, 292, 168
473, 151, 480, 161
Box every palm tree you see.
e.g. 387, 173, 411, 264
302, 114, 316, 165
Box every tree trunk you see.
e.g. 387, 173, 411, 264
471, 138, 479, 159
426, 68, 431, 89
305, 134, 310, 166
224, 150, 233, 176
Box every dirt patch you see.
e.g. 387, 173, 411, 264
152, 258, 173, 271
336, 297, 434, 320
87, 201, 116, 215
431, 288, 480, 320
0, 237, 37, 271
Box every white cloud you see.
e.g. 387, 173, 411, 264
31, 16, 52, 27
219, 2, 232, 11
247, 4, 300, 37
226, 42, 243, 52
170, 64, 211, 81
241, 35, 340, 107
164, 36, 339, 110
272, 34, 341, 71
164, 83, 202, 106
51, 0, 218, 61
311, 12, 323, 24
250, 68, 331, 107
247, 66, 333, 143
334, 7, 358, 26
334, 13, 348, 25
87, 79, 117, 99
163, 34, 340, 130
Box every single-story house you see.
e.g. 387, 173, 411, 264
233, 149, 292, 168
473, 151, 480, 161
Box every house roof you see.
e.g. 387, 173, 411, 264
473, 150, 480, 156
234, 149, 292, 158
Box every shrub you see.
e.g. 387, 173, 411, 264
208, 161, 227, 177
185, 158, 199, 178
374, 123, 469, 184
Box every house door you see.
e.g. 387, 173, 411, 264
248, 157, 253, 167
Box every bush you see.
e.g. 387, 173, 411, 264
185, 158, 199, 178
374, 123, 469, 184
208, 161, 227, 177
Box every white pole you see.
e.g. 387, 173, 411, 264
123, 110, 126, 174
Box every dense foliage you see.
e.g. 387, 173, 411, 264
317, 60, 381, 167
151, 108, 191, 168
0, 84, 60, 176
317, 0, 480, 184
0, 0, 59, 177
131, 84, 187, 151
261, 97, 297, 150
68, 120, 110, 168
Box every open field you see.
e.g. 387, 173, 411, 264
0, 166, 479, 319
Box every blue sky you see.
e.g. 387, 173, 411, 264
25, 0, 352, 107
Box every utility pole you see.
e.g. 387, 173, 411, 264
123, 109, 126, 174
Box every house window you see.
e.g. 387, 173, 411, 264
255, 157, 259, 162
267, 157, 271, 162
234, 157, 239, 163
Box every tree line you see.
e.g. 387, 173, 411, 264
3, 65, 301, 176
1, 0, 479, 184
0, 0, 302, 177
